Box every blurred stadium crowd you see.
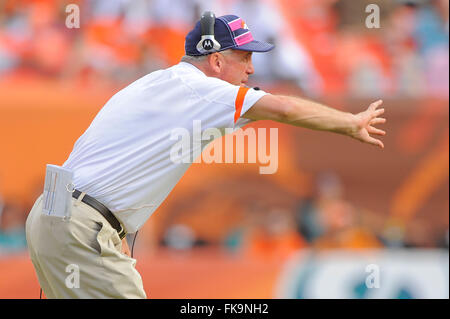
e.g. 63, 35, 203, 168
0, 0, 448, 96
0, 0, 448, 256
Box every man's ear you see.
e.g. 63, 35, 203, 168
208, 53, 223, 74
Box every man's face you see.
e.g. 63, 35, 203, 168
218, 50, 255, 86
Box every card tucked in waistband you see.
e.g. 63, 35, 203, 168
42, 164, 74, 218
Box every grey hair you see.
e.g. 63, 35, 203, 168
180, 49, 234, 64
180, 55, 208, 63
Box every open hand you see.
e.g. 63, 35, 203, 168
351, 100, 386, 148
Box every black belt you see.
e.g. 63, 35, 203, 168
72, 189, 126, 240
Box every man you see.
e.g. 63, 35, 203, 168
25, 13, 386, 299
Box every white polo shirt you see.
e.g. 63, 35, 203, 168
63, 62, 268, 233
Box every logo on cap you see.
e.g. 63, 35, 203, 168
202, 39, 214, 50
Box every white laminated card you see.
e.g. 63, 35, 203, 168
42, 164, 74, 218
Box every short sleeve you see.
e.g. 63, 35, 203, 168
233, 87, 267, 130
179, 66, 267, 130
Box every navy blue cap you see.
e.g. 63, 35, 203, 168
185, 14, 275, 56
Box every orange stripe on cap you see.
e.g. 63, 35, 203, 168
234, 87, 250, 123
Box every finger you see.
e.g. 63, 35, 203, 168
366, 136, 384, 149
369, 100, 383, 110
368, 125, 386, 136
370, 117, 386, 125
371, 108, 385, 118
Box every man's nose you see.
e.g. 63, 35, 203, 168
247, 60, 255, 75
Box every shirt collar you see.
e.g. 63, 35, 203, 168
179, 61, 206, 76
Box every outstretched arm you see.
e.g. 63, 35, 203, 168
243, 94, 386, 148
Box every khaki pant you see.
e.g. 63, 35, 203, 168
25, 194, 146, 299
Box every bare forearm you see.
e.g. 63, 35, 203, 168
278, 95, 357, 136
245, 94, 386, 148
